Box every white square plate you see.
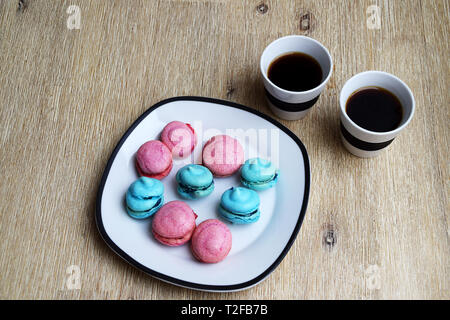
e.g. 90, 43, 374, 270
96, 97, 310, 291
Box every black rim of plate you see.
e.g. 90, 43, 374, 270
95, 96, 311, 291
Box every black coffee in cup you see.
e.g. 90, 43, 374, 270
268, 52, 323, 92
345, 87, 403, 132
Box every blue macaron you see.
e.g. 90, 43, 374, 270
176, 164, 214, 200
240, 158, 279, 191
219, 187, 260, 224
126, 177, 164, 219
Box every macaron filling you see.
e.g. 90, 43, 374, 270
241, 171, 279, 188
126, 197, 163, 218
177, 181, 214, 193
136, 160, 173, 180
152, 227, 195, 246
219, 205, 259, 217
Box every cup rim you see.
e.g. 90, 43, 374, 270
340, 70, 415, 137
260, 35, 333, 95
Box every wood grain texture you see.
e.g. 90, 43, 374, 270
0, 0, 448, 299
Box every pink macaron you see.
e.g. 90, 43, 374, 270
161, 121, 197, 158
152, 201, 198, 246
191, 219, 232, 263
136, 140, 173, 180
202, 135, 244, 177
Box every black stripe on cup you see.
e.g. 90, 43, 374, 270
340, 122, 395, 151
264, 88, 320, 112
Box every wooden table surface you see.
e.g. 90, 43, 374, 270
0, 0, 448, 300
